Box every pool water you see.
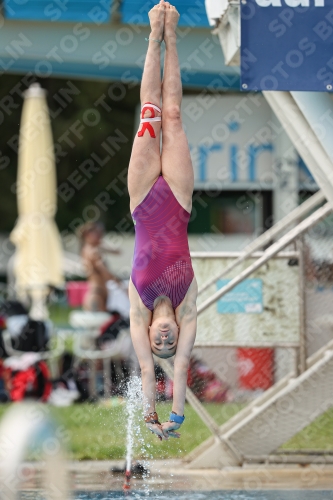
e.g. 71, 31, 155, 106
20, 492, 333, 500
76, 492, 333, 500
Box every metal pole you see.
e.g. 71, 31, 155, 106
103, 358, 111, 398
294, 346, 300, 378
194, 341, 300, 348
297, 237, 307, 374
89, 359, 96, 399
193, 251, 298, 259
198, 203, 332, 315
197, 190, 325, 295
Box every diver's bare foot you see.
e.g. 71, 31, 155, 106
148, 0, 165, 41
164, 3, 179, 40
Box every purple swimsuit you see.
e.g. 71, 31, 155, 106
131, 176, 194, 311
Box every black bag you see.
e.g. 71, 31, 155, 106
0, 300, 28, 317
0, 329, 8, 359
0, 301, 49, 357
11, 319, 49, 352
0, 300, 28, 357
96, 312, 130, 348
0, 319, 49, 357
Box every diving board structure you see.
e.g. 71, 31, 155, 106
158, 193, 333, 466
184, 191, 333, 466
187, 339, 333, 467
177, 0, 333, 467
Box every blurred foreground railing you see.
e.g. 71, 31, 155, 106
0, 403, 69, 500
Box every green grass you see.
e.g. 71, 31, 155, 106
0, 402, 332, 460
0, 402, 242, 460
48, 304, 76, 352
48, 304, 73, 327
281, 407, 333, 451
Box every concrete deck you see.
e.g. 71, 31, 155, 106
19, 460, 333, 491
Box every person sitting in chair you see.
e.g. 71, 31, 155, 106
80, 222, 120, 312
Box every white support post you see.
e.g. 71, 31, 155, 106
272, 113, 299, 225
29, 287, 49, 321
291, 91, 333, 164
263, 91, 333, 207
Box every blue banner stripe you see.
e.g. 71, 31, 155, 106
120, 0, 210, 27
241, 0, 333, 92
0, 57, 240, 89
4, 0, 113, 23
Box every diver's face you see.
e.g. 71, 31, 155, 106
149, 317, 179, 357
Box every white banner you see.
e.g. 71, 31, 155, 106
181, 94, 315, 190
192, 252, 300, 346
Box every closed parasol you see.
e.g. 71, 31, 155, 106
10, 83, 64, 319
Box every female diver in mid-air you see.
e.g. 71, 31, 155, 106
128, 0, 197, 440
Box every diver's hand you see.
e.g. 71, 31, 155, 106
161, 421, 181, 438
146, 422, 169, 440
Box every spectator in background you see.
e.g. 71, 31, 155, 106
79, 222, 120, 312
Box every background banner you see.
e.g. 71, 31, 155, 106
241, 0, 333, 91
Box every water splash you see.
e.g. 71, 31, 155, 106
123, 376, 142, 491
123, 375, 156, 495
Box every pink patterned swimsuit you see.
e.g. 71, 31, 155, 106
131, 176, 194, 311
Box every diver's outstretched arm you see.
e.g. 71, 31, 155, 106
129, 280, 169, 440
161, 279, 198, 436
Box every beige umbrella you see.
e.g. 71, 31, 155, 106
10, 83, 64, 319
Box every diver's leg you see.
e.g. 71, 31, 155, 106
161, 3, 194, 212
128, 1, 165, 212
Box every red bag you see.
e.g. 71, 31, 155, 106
237, 348, 274, 390
3, 361, 52, 401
